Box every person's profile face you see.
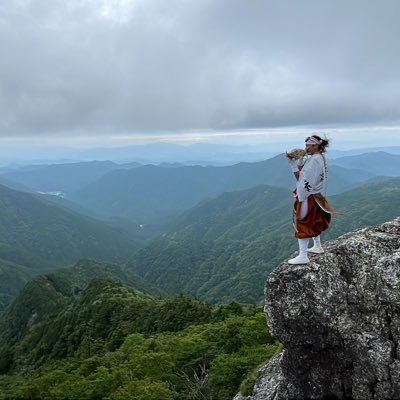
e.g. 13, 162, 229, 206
305, 143, 319, 154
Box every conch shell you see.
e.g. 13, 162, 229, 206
286, 148, 306, 160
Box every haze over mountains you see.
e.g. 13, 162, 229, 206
0, 146, 398, 241
1, 148, 399, 237
330, 151, 400, 176
0, 145, 398, 310
3, 142, 400, 166
1, 160, 141, 194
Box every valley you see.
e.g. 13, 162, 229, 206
0, 148, 399, 399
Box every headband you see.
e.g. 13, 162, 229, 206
305, 136, 323, 145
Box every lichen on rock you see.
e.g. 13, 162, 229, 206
245, 217, 400, 400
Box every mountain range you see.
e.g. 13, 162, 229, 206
3, 142, 400, 166
0, 145, 399, 399
0, 184, 144, 311
0, 151, 398, 309
0, 176, 398, 398
0, 160, 141, 194
66, 152, 399, 230
330, 151, 400, 177
126, 177, 400, 304
0, 152, 398, 234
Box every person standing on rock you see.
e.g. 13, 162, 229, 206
286, 135, 332, 264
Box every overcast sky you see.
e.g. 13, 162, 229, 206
1, 0, 400, 150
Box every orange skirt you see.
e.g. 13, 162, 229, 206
293, 195, 331, 239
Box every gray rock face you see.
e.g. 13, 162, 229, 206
248, 218, 400, 400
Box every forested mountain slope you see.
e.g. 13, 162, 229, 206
49, 258, 161, 297
0, 271, 280, 400
0, 184, 141, 268
127, 178, 400, 304
0, 185, 143, 311
324, 177, 400, 239
0, 259, 162, 370
128, 185, 295, 304
0, 175, 31, 192
0, 259, 34, 313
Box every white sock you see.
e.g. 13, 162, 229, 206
298, 238, 310, 258
313, 236, 321, 246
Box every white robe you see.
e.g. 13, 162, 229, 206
296, 153, 327, 203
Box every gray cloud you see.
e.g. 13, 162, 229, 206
0, 0, 400, 137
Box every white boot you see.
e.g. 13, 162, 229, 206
288, 238, 310, 264
308, 235, 324, 254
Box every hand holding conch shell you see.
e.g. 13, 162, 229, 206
285, 148, 306, 160
286, 148, 307, 172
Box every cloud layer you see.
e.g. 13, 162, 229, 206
1, 0, 400, 137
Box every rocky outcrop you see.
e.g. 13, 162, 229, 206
246, 217, 400, 400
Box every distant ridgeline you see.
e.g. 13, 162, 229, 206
2, 152, 399, 233
66, 152, 400, 229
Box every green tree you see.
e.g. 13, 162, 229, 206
110, 378, 175, 400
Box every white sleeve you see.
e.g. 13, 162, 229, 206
296, 156, 323, 201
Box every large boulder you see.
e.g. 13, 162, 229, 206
246, 217, 400, 400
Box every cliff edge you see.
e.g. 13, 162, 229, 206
244, 217, 400, 400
